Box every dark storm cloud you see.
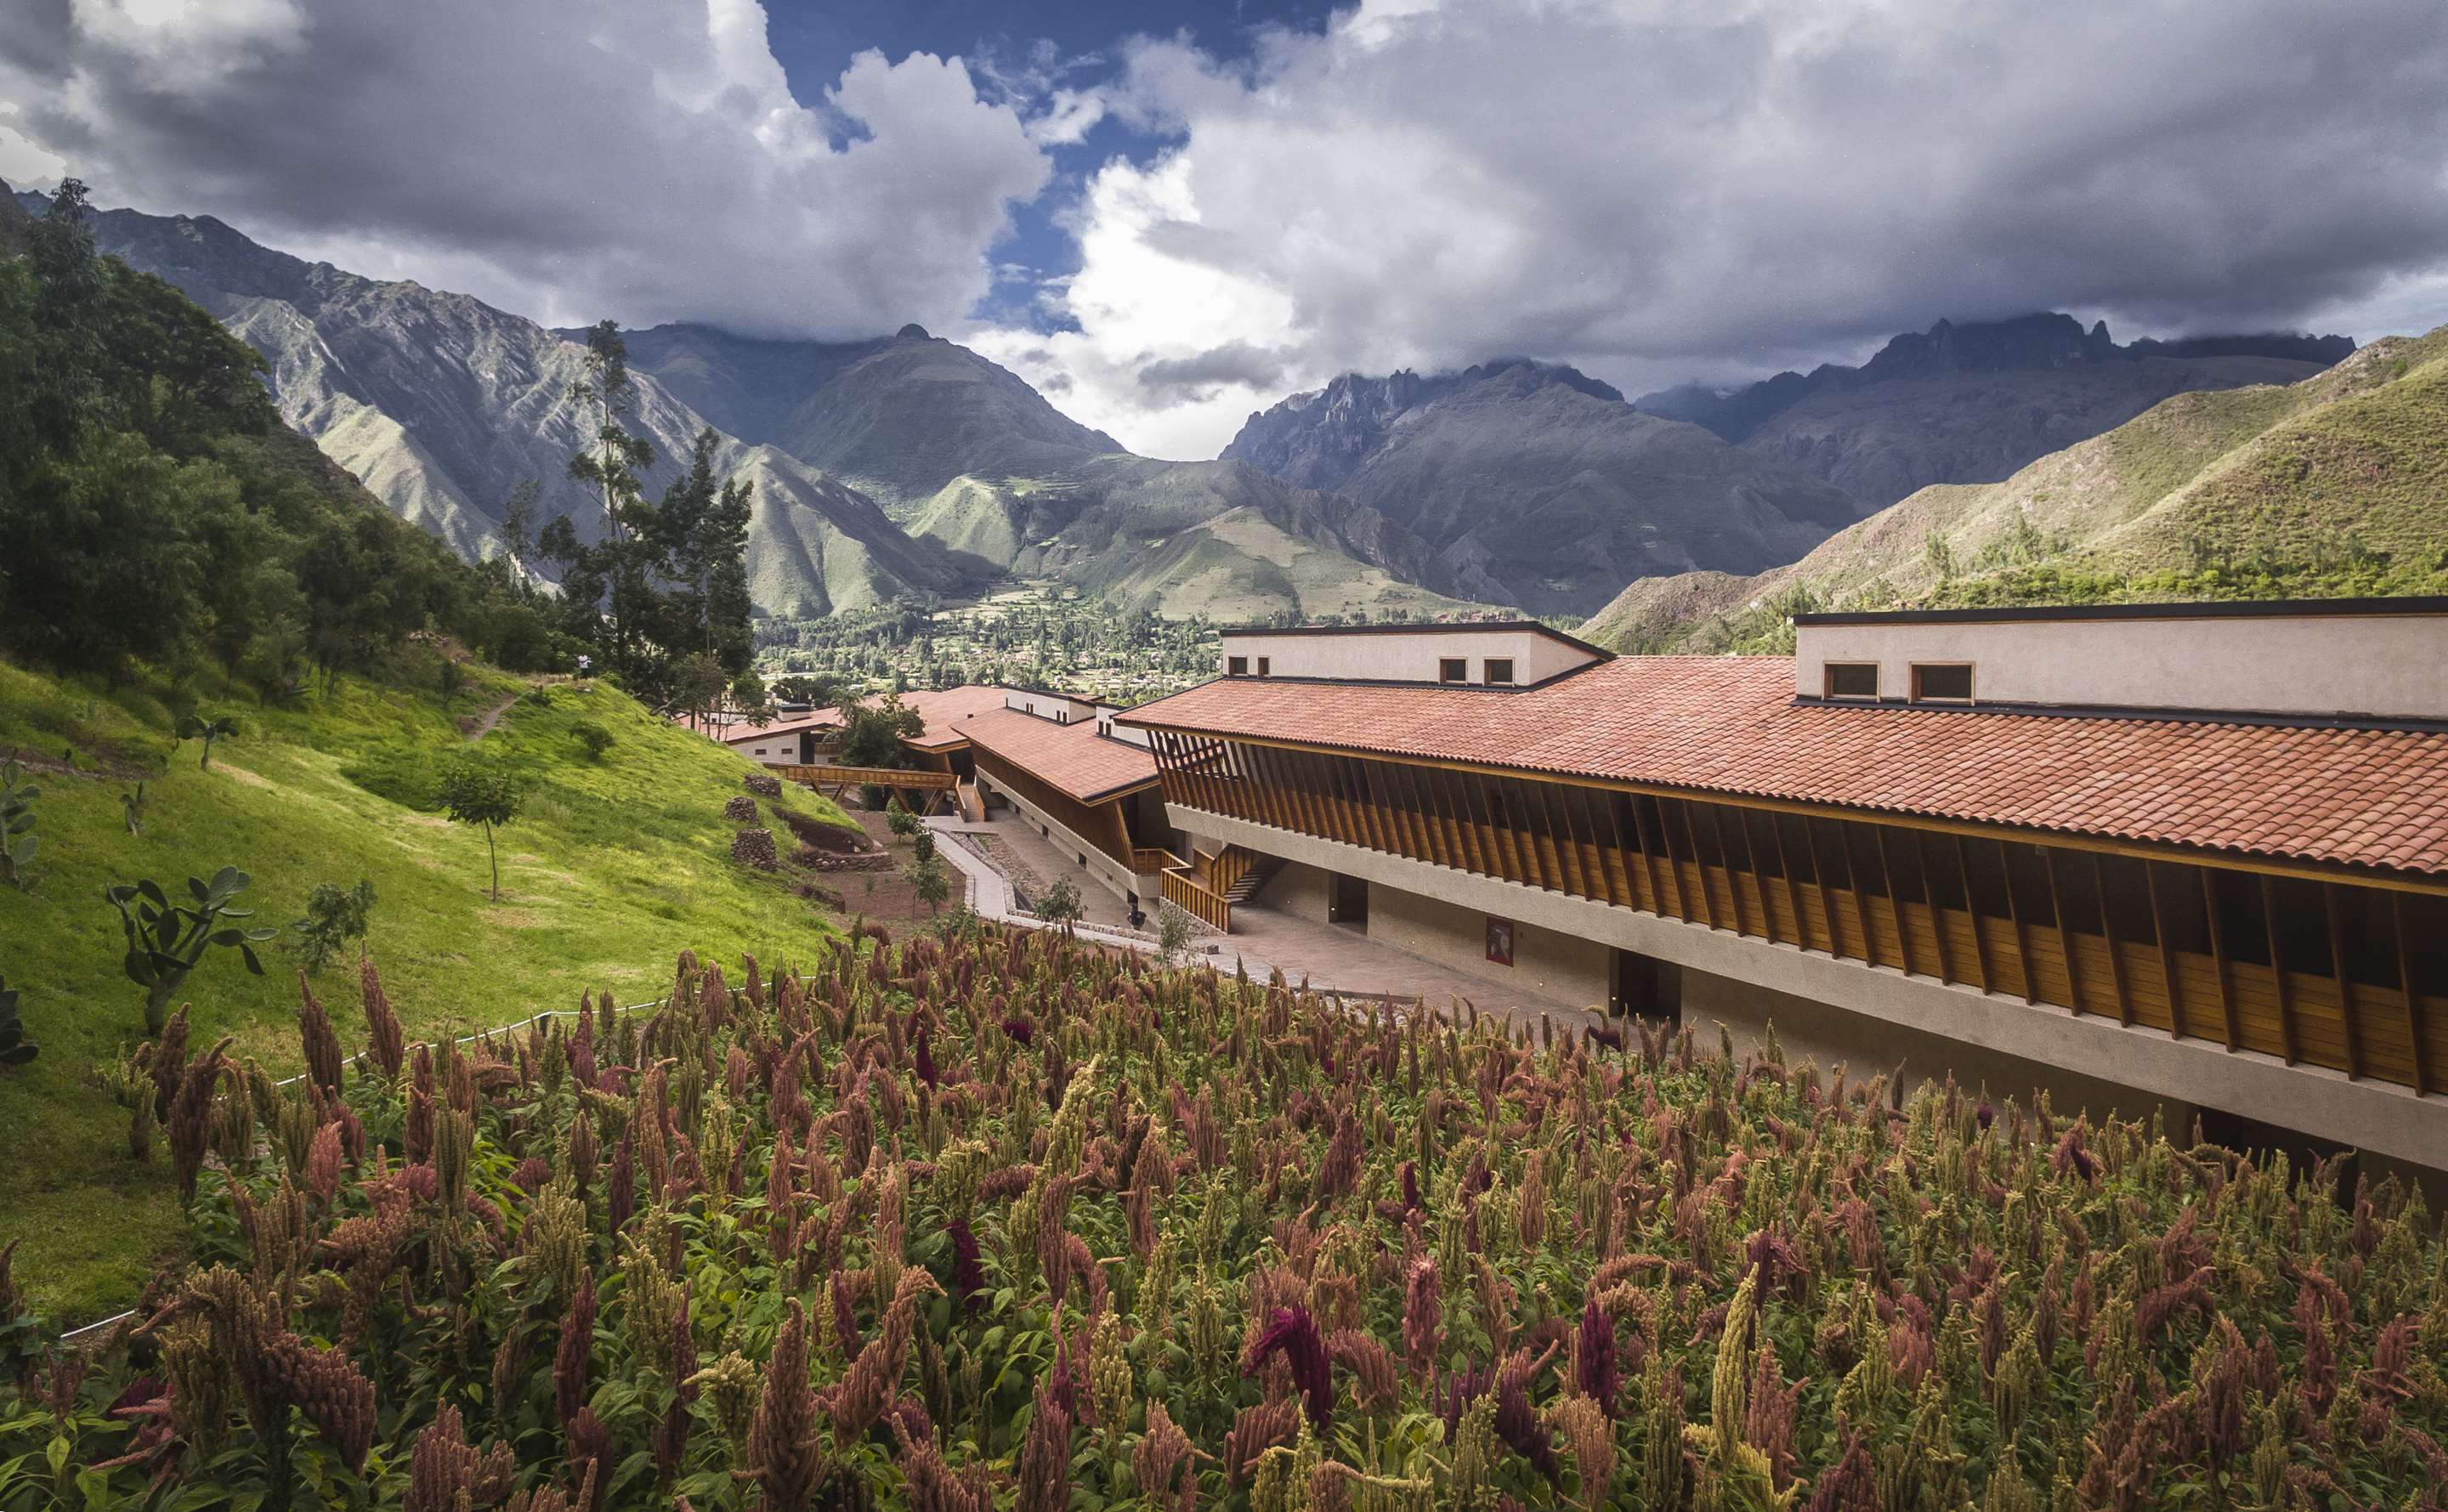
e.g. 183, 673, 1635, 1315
994, 0, 2448, 454
0, 0, 1053, 338
1136, 340, 1287, 399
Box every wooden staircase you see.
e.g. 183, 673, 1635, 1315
1217, 847, 1283, 906
955, 780, 984, 823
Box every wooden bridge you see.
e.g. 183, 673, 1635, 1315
777, 764, 959, 813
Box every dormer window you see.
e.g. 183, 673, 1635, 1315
1824, 663, 1878, 700
1911, 663, 1975, 704
1228, 656, 1249, 676
1255, 657, 1271, 677
1439, 658, 1467, 683
1484, 658, 1515, 685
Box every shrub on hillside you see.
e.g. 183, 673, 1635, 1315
6, 933, 2446, 1510
572, 719, 614, 760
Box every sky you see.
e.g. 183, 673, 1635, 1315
3, 0, 2446, 460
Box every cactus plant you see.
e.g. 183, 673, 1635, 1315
105, 866, 276, 1035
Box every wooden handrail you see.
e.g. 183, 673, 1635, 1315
1161, 866, 1232, 932
778, 764, 956, 789
1132, 846, 1186, 875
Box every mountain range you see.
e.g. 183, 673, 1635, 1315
1629, 312, 2347, 507
1582, 323, 2448, 651
16, 180, 2368, 627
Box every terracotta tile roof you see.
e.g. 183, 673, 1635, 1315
896, 686, 1015, 750
717, 714, 834, 744
957, 706, 1160, 802
1119, 657, 2448, 877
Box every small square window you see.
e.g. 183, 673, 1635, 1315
1439, 658, 1468, 683
1911, 663, 1975, 703
1227, 656, 1249, 676
1484, 658, 1515, 685
1256, 657, 1271, 677
1823, 663, 1878, 700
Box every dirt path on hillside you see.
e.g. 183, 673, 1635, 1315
461, 692, 521, 740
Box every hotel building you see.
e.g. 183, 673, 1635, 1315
1113, 603, 2448, 1173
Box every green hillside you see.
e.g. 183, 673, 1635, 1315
0, 659, 853, 1317
1582, 324, 2448, 651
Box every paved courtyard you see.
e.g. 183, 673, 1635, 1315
1218, 901, 1601, 1030
924, 813, 1601, 1033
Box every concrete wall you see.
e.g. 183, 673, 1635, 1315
1795, 612, 2448, 720
1258, 859, 1334, 920
1170, 802, 2448, 1171
976, 773, 1154, 909
1680, 964, 2194, 1132
1218, 628, 1599, 685
1367, 882, 1613, 1011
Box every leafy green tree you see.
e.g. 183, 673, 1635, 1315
435, 760, 524, 901
1156, 900, 1196, 967
174, 712, 240, 771
907, 847, 953, 916
1035, 877, 1084, 926
290, 879, 377, 976
105, 865, 276, 1035
836, 692, 922, 768
884, 796, 920, 841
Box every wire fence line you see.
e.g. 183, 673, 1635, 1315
56, 996, 663, 1345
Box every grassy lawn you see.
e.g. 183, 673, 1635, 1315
0, 656, 856, 1320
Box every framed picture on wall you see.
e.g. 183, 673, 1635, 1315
1486, 917, 1515, 966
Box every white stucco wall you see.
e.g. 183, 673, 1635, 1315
1003, 690, 1097, 723
1795, 611, 2448, 719
1218, 628, 1600, 685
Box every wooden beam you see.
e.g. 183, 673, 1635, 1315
2090, 854, 2132, 1027
2201, 870, 2242, 1051
2041, 846, 2083, 1016
2145, 861, 2187, 1043
2323, 883, 2365, 1080
1776, 817, 1814, 954
1706, 804, 1752, 938
1875, 825, 1915, 978
2391, 892, 2432, 1096
1671, 800, 1717, 929
1996, 839, 2036, 1005
1805, 818, 1847, 960
1738, 808, 1779, 946
2260, 875, 2298, 1065
1912, 829, 1953, 984
1951, 835, 1992, 992
1629, 795, 1680, 921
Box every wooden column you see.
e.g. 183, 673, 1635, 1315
1875, 827, 1915, 978
1995, 840, 2036, 1005
2392, 892, 2432, 1096
2322, 883, 2365, 1080
2089, 854, 2132, 1027
2260, 875, 2298, 1065
1912, 830, 1954, 983
2041, 847, 2082, 1016
2145, 861, 2187, 1042
2201, 870, 2241, 1050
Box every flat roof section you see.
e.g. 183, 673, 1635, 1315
1793, 596, 2448, 626
1217, 619, 1615, 660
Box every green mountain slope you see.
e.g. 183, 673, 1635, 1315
0, 661, 855, 1317
20, 187, 978, 616
1582, 325, 2448, 650
617, 322, 1125, 517
906, 456, 1491, 620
